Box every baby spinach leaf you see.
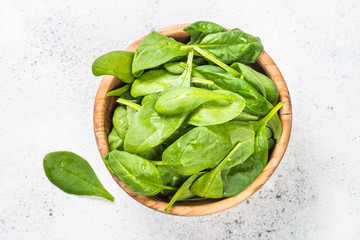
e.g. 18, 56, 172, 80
43, 151, 114, 201
170, 49, 194, 88
222, 102, 283, 197
193, 65, 271, 116
222, 121, 255, 169
155, 87, 231, 115
184, 21, 227, 45
231, 62, 279, 105
106, 151, 176, 196
191, 141, 243, 198
108, 128, 124, 151
124, 94, 188, 153
195, 28, 263, 64
132, 31, 188, 76
107, 84, 131, 97
187, 90, 246, 126
131, 70, 180, 97
112, 106, 129, 139
92, 51, 135, 83
162, 125, 233, 175
132, 49, 195, 98
165, 172, 205, 212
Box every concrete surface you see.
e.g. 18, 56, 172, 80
1, 0, 359, 239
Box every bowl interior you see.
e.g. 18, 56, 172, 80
94, 24, 292, 216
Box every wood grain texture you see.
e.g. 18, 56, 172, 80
93, 24, 292, 216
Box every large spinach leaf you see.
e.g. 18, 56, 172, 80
92, 51, 135, 83
132, 31, 188, 75
44, 151, 114, 201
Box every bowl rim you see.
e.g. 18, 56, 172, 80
93, 23, 292, 216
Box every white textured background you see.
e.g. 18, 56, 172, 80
1, 0, 359, 239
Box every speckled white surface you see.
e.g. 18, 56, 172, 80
1, 0, 360, 239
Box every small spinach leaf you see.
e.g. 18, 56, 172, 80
155, 87, 231, 115
193, 65, 271, 116
231, 62, 279, 105
184, 21, 227, 45
131, 70, 180, 97
132, 31, 188, 75
112, 106, 129, 139
105, 151, 176, 196
43, 151, 114, 201
108, 128, 123, 151
187, 90, 246, 126
165, 172, 205, 212
191, 141, 243, 198
92, 51, 135, 83
107, 84, 131, 97
124, 94, 188, 153
222, 121, 255, 169
222, 103, 283, 197
196, 29, 263, 64
162, 125, 232, 175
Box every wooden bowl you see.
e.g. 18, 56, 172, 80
93, 24, 292, 216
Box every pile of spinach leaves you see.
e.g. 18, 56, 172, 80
43, 21, 283, 211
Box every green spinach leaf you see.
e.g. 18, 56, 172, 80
231, 62, 279, 105
162, 125, 232, 175
222, 102, 283, 196
195, 28, 263, 64
124, 94, 188, 153
131, 70, 180, 97
184, 21, 227, 45
107, 84, 131, 97
132, 31, 188, 75
191, 141, 243, 198
165, 172, 205, 212
92, 51, 135, 83
108, 128, 123, 151
193, 65, 271, 116
222, 121, 255, 169
112, 106, 129, 139
44, 151, 114, 201
187, 90, 246, 126
155, 87, 231, 115
105, 150, 176, 196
